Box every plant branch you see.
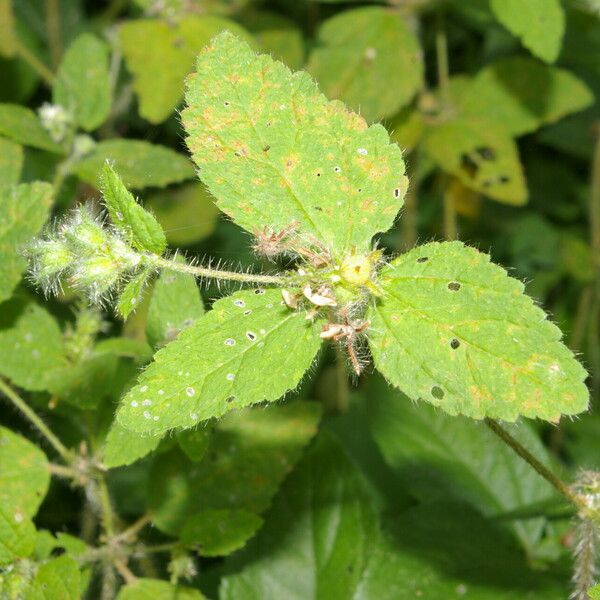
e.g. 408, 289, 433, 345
484, 418, 587, 511
14, 40, 55, 86
153, 255, 290, 286
114, 513, 152, 543
0, 377, 73, 462
97, 476, 117, 538
435, 12, 450, 102
46, 0, 62, 69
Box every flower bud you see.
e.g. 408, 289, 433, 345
38, 102, 71, 143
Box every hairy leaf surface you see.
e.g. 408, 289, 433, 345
368, 241, 588, 422
0, 104, 63, 153
183, 32, 407, 255
0, 137, 23, 189
118, 289, 322, 433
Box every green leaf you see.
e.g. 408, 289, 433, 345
181, 509, 263, 556
116, 579, 206, 600
177, 427, 211, 462
0, 181, 52, 302
183, 32, 408, 255
73, 140, 195, 190
423, 116, 527, 205
117, 289, 322, 434
458, 58, 594, 136
307, 7, 423, 122
368, 241, 589, 422
589, 584, 600, 600
146, 268, 205, 348
26, 555, 80, 600
220, 433, 379, 600
53, 33, 111, 131
148, 402, 321, 535
101, 163, 167, 255
119, 16, 251, 124
103, 422, 162, 469
0, 137, 23, 189
117, 270, 154, 319
367, 379, 556, 553
0, 299, 66, 392
0, 507, 35, 566
146, 183, 220, 247
490, 0, 565, 63
0, 104, 64, 153
0, 0, 17, 57
0, 427, 50, 518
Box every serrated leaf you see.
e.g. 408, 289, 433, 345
101, 163, 167, 254
307, 7, 423, 122
73, 139, 195, 190
368, 241, 589, 422
181, 509, 263, 556
115, 578, 206, 600
0, 427, 49, 518
367, 379, 556, 553
458, 58, 594, 136
183, 32, 408, 255
118, 270, 153, 319
0, 137, 23, 189
221, 434, 567, 600
146, 182, 220, 247
53, 33, 111, 131
490, 0, 565, 63
0, 104, 64, 153
423, 116, 527, 205
146, 268, 204, 348
117, 289, 322, 434
0, 299, 66, 392
0, 0, 17, 57
119, 16, 251, 124
103, 422, 162, 469
26, 555, 80, 600
0, 181, 53, 302
0, 507, 35, 566
149, 402, 322, 535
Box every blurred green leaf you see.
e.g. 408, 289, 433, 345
177, 427, 211, 462
101, 162, 167, 255
0, 104, 63, 153
148, 402, 321, 535
146, 183, 220, 247
0, 507, 35, 566
119, 16, 250, 124
0, 138, 23, 189
387, 106, 424, 152
423, 116, 527, 204
0, 427, 49, 519
117, 289, 322, 434
183, 32, 408, 254
0, 181, 52, 303
103, 422, 162, 469
116, 578, 206, 600
458, 57, 594, 136
490, 0, 565, 63
53, 33, 111, 131
367, 241, 589, 421
308, 7, 423, 122
0, 299, 66, 392
367, 379, 556, 553
146, 268, 204, 348
181, 509, 263, 556
26, 555, 81, 600
0, 0, 16, 57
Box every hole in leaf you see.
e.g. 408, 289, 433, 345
431, 386, 444, 399
417, 256, 428, 263
499, 175, 510, 184
460, 153, 478, 178
448, 281, 461, 291
476, 146, 496, 161
450, 338, 460, 349
246, 331, 257, 341
263, 145, 271, 152
394, 188, 401, 198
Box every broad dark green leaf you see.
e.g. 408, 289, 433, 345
308, 7, 423, 122
0, 104, 63, 153
368, 241, 589, 422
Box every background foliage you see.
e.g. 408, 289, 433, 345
0, 0, 599, 598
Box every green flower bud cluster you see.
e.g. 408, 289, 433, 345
37, 102, 72, 143
27, 206, 147, 303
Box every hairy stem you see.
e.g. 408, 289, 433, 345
334, 344, 350, 413
14, 40, 55, 85
153, 255, 289, 286
484, 418, 587, 511
0, 377, 73, 462
571, 517, 599, 600
97, 476, 117, 538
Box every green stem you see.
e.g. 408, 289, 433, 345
97, 477, 117, 538
484, 418, 587, 511
0, 377, 73, 463
46, 0, 62, 69
14, 40, 55, 86
435, 13, 450, 103
443, 178, 458, 240
334, 344, 350, 413
153, 255, 289, 286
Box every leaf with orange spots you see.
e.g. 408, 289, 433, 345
368, 241, 589, 422
182, 32, 408, 257
117, 288, 323, 434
